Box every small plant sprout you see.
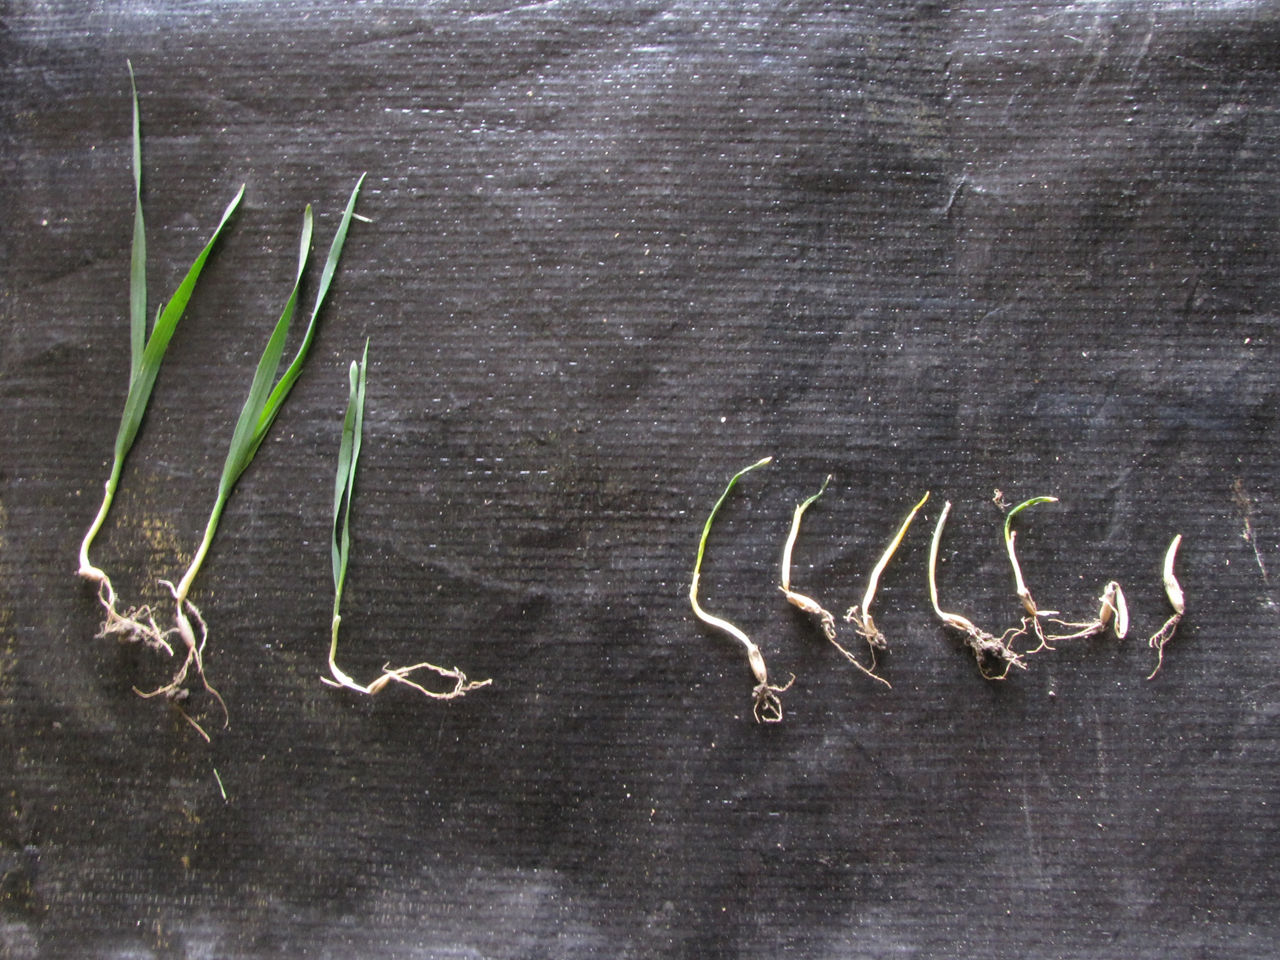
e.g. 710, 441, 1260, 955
928, 501, 1028, 679
1146, 534, 1185, 679
323, 342, 491, 699
1046, 581, 1129, 642
999, 494, 1060, 652
78, 62, 243, 646
136, 176, 365, 716
779, 475, 838, 639
843, 491, 931, 669
690, 456, 793, 723
778, 476, 889, 688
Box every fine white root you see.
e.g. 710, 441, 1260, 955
81, 512, 175, 655
132, 581, 228, 731
323, 617, 493, 699
1147, 534, 1185, 679
1046, 580, 1129, 642
88, 577, 175, 656
928, 501, 1028, 679
691, 456, 793, 723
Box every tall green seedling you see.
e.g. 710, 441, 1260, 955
323, 342, 491, 699
137, 177, 365, 717
78, 63, 243, 647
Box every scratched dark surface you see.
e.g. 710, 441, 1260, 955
2, 1, 1279, 957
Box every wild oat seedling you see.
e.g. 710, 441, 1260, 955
323, 342, 491, 699
1000, 494, 1060, 651
690, 456, 793, 723
1146, 534, 1185, 679
843, 491, 930, 672
778, 476, 888, 687
136, 176, 365, 714
1046, 580, 1129, 642
78, 63, 243, 646
928, 501, 1028, 679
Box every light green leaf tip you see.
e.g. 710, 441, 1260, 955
1002, 496, 1058, 545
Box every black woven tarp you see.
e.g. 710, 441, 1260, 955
2, 2, 1278, 957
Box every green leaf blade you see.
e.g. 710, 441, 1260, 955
111, 184, 244, 466
216, 206, 313, 498
254, 174, 366, 453
332, 341, 369, 601
127, 61, 147, 382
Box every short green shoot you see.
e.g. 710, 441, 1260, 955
928, 501, 1028, 679
690, 456, 793, 723
999, 493, 1059, 651
79, 62, 243, 648
136, 176, 366, 718
1147, 534, 1185, 679
844, 491, 930, 669
323, 342, 491, 699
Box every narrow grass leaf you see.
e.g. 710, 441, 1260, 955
254, 173, 367, 458
169, 178, 364, 609
127, 61, 147, 380
1003, 496, 1058, 545
113, 184, 244, 465
217, 206, 313, 499
332, 340, 369, 600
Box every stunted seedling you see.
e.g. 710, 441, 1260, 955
928, 501, 1028, 679
690, 456, 793, 723
135, 177, 365, 720
843, 491, 930, 673
779, 475, 838, 640
323, 342, 491, 700
1046, 580, 1129, 642
999, 494, 1060, 651
1146, 534, 1185, 679
778, 476, 888, 687
78, 63, 243, 647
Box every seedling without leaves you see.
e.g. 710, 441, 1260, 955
999, 493, 1060, 652
690, 456, 793, 723
1046, 580, 1129, 642
928, 501, 1028, 679
323, 342, 491, 699
1146, 534, 1185, 679
843, 491, 930, 678
135, 177, 365, 723
78, 63, 243, 647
